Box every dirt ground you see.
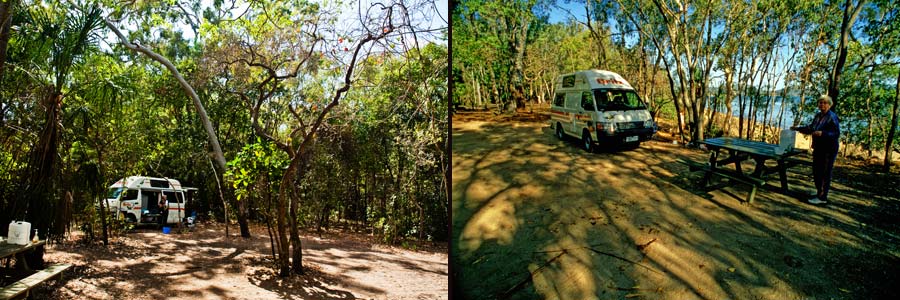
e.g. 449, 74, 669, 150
31, 223, 447, 299
451, 110, 900, 300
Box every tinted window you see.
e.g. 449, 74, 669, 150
581, 91, 595, 110
150, 179, 170, 188
164, 191, 181, 203
562, 75, 575, 88
553, 93, 565, 107
122, 189, 138, 200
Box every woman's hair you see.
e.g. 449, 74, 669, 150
818, 95, 832, 105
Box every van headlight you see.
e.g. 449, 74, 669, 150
644, 120, 655, 129
597, 122, 616, 135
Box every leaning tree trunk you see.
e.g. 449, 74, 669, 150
105, 18, 250, 237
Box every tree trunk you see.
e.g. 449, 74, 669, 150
883, 70, 900, 173
104, 19, 228, 178
104, 18, 251, 236
723, 60, 735, 134
827, 0, 866, 110
23, 92, 62, 241
0, 0, 17, 85
97, 149, 109, 246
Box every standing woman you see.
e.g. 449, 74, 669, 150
791, 95, 841, 204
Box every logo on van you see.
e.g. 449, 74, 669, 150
596, 78, 625, 85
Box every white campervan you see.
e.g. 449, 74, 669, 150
104, 176, 196, 225
549, 70, 656, 151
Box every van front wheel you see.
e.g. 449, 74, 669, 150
582, 130, 594, 153
556, 123, 564, 140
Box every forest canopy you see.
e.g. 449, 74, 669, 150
0, 0, 447, 276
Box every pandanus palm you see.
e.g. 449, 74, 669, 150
9, 2, 104, 240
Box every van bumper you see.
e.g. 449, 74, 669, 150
596, 128, 656, 143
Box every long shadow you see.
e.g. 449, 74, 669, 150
248, 268, 360, 300
453, 114, 900, 300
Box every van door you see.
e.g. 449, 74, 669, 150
163, 191, 184, 224
564, 92, 581, 134
550, 93, 567, 131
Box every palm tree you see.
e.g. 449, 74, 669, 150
10, 2, 104, 241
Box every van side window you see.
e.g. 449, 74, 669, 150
553, 93, 565, 107
562, 75, 575, 88
164, 191, 181, 203
150, 179, 170, 188
122, 189, 138, 200
581, 91, 595, 110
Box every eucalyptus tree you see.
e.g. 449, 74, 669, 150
200, 0, 431, 276
827, 0, 868, 110
453, 0, 544, 114
861, 0, 900, 172
90, 0, 255, 237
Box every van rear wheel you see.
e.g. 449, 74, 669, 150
556, 123, 564, 140
582, 130, 594, 153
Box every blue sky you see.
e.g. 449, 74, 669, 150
541, 1, 798, 91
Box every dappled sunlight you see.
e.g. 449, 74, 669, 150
646, 240, 729, 298
454, 114, 900, 299
531, 249, 599, 300
458, 188, 520, 255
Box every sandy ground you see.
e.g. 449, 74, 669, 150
31, 223, 447, 300
451, 110, 900, 300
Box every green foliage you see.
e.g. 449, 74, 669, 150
225, 139, 288, 202
0, 0, 448, 248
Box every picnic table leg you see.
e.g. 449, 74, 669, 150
750, 158, 766, 178
730, 150, 743, 174
701, 150, 718, 187
14, 252, 32, 272
777, 160, 789, 191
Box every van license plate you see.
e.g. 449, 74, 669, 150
625, 136, 638, 142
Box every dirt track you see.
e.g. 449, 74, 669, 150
35, 223, 447, 300
451, 111, 900, 300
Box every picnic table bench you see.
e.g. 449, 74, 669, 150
682, 137, 805, 203
677, 158, 766, 203
0, 263, 71, 300
0, 239, 70, 300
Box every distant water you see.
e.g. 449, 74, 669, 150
713, 95, 809, 130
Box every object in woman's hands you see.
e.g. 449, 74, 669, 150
794, 127, 813, 134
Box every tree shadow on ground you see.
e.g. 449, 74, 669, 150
452, 112, 900, 300
247, 267, 362, 300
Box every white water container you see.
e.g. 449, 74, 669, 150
7, 221, 31, 245
781, 129, 812, 152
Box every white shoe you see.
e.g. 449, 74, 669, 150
807, 197, 827, 205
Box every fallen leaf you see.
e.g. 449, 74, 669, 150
839, 288, 850, 293
727, 267, 736, 272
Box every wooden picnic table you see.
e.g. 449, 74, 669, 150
0, 239, 45, 272
0, 238, 71, 300
698, 137, 804, 192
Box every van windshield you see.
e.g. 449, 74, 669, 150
593, 89, 647, 111
108, 188, 123, 199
